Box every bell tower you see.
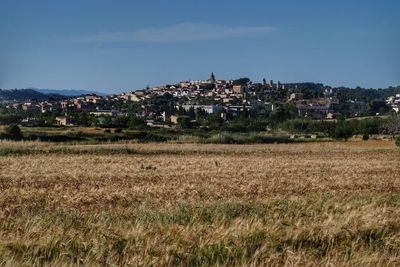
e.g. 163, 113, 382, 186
209, 72, 216, 83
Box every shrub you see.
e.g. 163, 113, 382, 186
4, 124, 23, 140
247, 134, 292, 144
362, 134, 369, 141
128, 131, 172, 142
178, 135, 202, 143
128, 116, 145, 129
0, 114, 23, 125
205, 132, 293, 144
332, 121, 353, 141
206, 133, 236, 144
177, 117, 192, 129
396, 136, 400, 147
27, 134, 83, 142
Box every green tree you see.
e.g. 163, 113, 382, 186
0, 114, 23, 125
233, 77, 250, 86
128, 116, 145, 129
188, 107, 196, 120
4, 124, 23, 140
206, 112, 224, 129
177, 116, 192, 129
368, 100, 390, 115
332, 119, 353, 141
380, 115, 400, 139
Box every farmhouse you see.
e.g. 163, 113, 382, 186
55, 116, 73, 126
232, 85, 247, 94
170, 115, 190, 124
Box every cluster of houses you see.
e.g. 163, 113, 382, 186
118, 73, 370, 122
7, 94, 124, 126
21, 101, 60, 113
120, 73, 292, 104
387, 94, 400, 113
289, 93, 368, 119
4, 73, 397, 127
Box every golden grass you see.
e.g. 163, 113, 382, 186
0, 140, 399, 266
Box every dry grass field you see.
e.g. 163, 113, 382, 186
0, 140, 399, 266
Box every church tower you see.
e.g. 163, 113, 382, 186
209, 72, 216, 83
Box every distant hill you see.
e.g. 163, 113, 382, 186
0, 89, 66, 101
37, 89, 107, 96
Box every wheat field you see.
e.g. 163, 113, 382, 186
0, 140, 399, 266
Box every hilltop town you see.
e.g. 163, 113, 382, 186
0, 73, 399, 129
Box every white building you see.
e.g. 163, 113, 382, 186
181, 104, 222, 114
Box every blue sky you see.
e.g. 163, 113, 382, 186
1, 0, 399, 93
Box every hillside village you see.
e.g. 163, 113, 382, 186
1, 73, 399, 128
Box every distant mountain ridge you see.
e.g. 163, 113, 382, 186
0, 88, 108, 102
0, 89, 66, 101
37, 89, 106, 96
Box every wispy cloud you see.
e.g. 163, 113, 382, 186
71, 23, 278, 43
